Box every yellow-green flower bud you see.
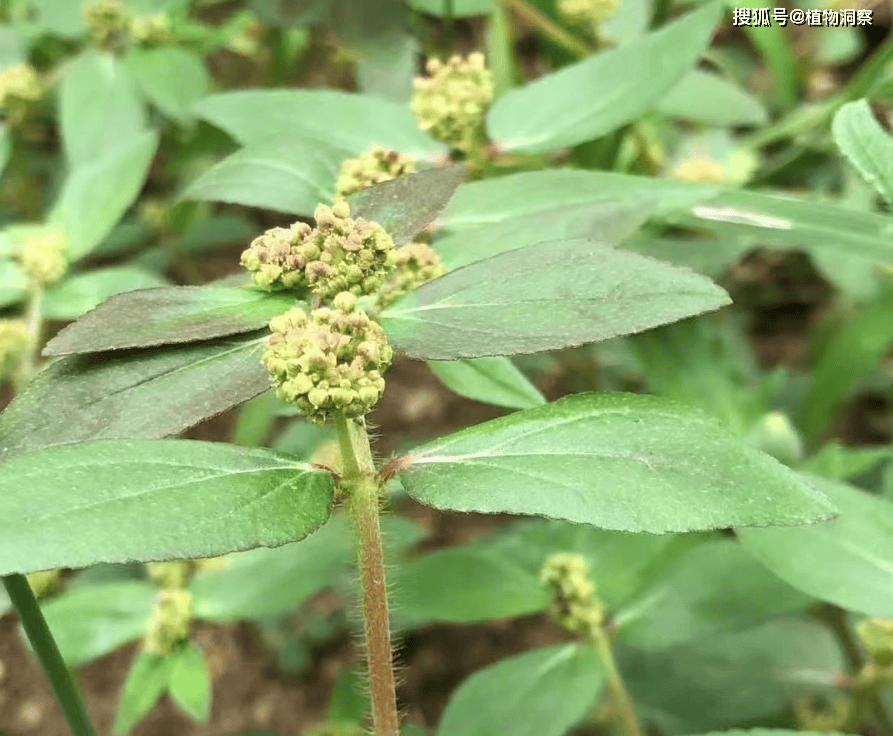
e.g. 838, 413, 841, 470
144, 588, 192, 656
857, 617, 893, 669
241, 222, 313, 292
541, 552, 604, 634
670, 156, 729, 184
18, 230, 67, 286
83, 0, 131, 47
128, 13, 170, 43
747, 411, 804, 467
558, 0, 618, 27
26, 570, 61, 599
146, 560, 192, 590
0, 319, 29, 379
336, 145, 418, 198
376, 242, 445, 309
411, 53, 495, 151
263, 293, 394, 423
0, 63, 43, 126
301, 202, 397, 300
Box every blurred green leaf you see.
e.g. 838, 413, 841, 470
0, 259, 27, 308
114, 649, 172, 735
428, 357, 545, 410
126, 46, 210, 125
168, 642, 212, 721
833, 99, 893, 206
43, 267, 168, 321
657, 69, 767, 126
802, 441, 892, 481
406, 0, 494, 15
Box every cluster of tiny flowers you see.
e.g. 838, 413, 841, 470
670, 156, 729, 184
0, 63, 42, 125
83, 0, 130, 46
858, 618, 893, 679
19, 231, 67, 286
263, 293, 393, 424
129, 13, 171, 43
146, 560, 193, 590
558, 0, 618, 26
144, 588, 192, 656
541, 553, 605, 635
241, 203, 396, 300
411, 53, 494, 150
0, 320, 29, 380
336, 145, 418, 198
26, 570, 61, 598
377, 242, 445, 309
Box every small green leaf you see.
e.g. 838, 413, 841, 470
802, 441, 891, 481
115, 649, 172, 734
486, 3, 721, 152
195, 89, 444, 158
60, 51, 147, 168
380, 238, 730, 359
126, 46, 210, 125
0, 258, 27, 308
428, 357, 545, 410
347, 163, 467, 246
43, 267, 168, 321
43, 287, 298, 356
738, 475, 893, 616
0, 333, 271, 462
38, 581, 156, 666
183, 137, 348, 217
168, 642, 212, 721
657, 69, 767, 126
833, 100, 893, 206
398, 393, 835, 533
50, 131, 159, 261
0, 439, 334, 575
437, 644, 603, 736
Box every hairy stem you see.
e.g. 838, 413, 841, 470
334, 412, 400, 736
3, 574, 99, 736
15, 283, 43, 392
499, 0, 592, 58
590, 627, 644, 736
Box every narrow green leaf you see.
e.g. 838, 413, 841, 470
0, 333, 271, 462
44, 287, 297, 356
126, 46, 210, 125
833, 99, 893, 206
194, 89, 445, 158
802, 441, 891, 481
657, 69, 767, 126
60, 51, 147, 168
437, 644, 603, 736
114, 649, 172, 735
742, 18, 797, 109
168, 642, 212, 721
42, 267, 168, 321
347, 163, 467, 246
50, 131, 159, 260
38, 581, 156, 666
485, 2, 721, 152
0, 439, 334, 575
398, 392, 835, 533
428, 357, 545, 410
183, 137, 348, 217
380, 238, 730, 360
738, 475, 893, 616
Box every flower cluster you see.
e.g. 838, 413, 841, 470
377, 242, 445, 309
411, 53, 494, 150
241, 202, 396, 300
263, 293, 393, 423
541, 552, 605, 635
0, 320, 29, 380
83, 0, 130, 46
144, 588, 192, 655
18, 230, 68, 286
557, 0, 619, 27
336, 145, 417, 198
0, 63, 43, 126
858, 617, 893, 677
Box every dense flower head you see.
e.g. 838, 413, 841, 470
19, 230, 68, 286
670, 156, 729, 184
240, 222, 313, 291
558, 0, 619, 26
336, 145, 418, 198
541, 552, 604, 634
411, 52, 494, 150
129, 12, 171, 43
0, 320, 29, 379
144, 589, 192, 655
377, 242, 445, 308
263, 293, 394, 423
857, 617, 893, 669
83, 0, 130, 46
0, 63, 43, 125
146, 560, 192, 590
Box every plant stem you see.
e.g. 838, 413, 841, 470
590, 627, 644, 736
499, 0, 592, 58
15, 283, 43, 392
3, 574, 99, 736
334, 412, 400, 736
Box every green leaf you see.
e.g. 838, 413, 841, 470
42, 267, 168, 321
623, 618, 844, 734
802, 441, 891, 481
115, 649, 172, 734
406, 0, 494, 16
0, 259, 27, 308
183, 137, 348, 217
741, 14, 797, 110
0, 439, 334, 575
615, 539, 813, 649
657, 69, 767, 126
832, 99, 893, 206
38, 581, 156, 666
428, 357, 545, 410
194, 89, 444, 158
684, 731, 833, 736
59, 51, 147, 169
437, 644, 603, 736
50, 131, 159, 261
126, 46, 210, 125
168, 642, 212, 721
796, 284, 893, 439
485, 2, 721, 152
738, 475, 893, 616
397, 392, 835, 533
393, 547, 549, 623
347, 163, 467, 246
379, 238, 730, 360
27, 0, 87, 37
43, 287, 297, 356
0, 333, 271, 462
